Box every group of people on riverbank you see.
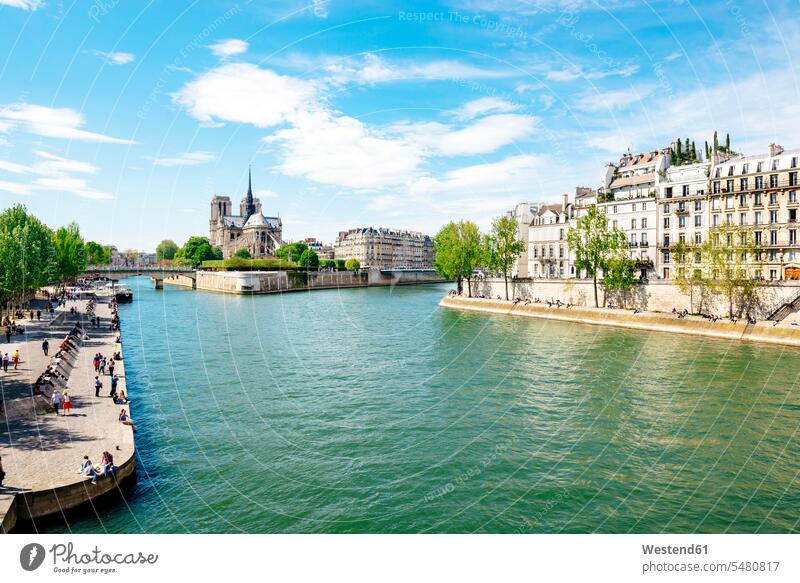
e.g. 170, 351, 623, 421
79, 451, 116, 485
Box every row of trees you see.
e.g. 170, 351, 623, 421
433, 215, 525, 300
0, 205, 108, 308
670, 131, 735, 167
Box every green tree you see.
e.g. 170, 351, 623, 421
156, 239, 179, 261
0, 204, 57, 308
234, 248, 251, 259
603, 251, 638, 307
319, 259, 336, 269
702, 223, 762, 318
344, 257, 361, 271
566, 205, 628, 307
298, 248, 319, 268
85, 241, 111, 265
275, 242, 308, 262
53, 222, 86, 283
335, 259, 346, 269
485, 215, 526, 300
433, 221, 483, 297
175, 236, 223, 268
713, 130, 719, 153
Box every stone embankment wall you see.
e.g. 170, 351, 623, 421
165, 270, 447, 294
471, 278, 800, 320
440, 296, 800, 348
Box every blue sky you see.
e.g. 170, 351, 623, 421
1, 0, 799, 251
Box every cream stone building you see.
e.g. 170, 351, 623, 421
209, 169, 283, 259
334, 227, 434, 269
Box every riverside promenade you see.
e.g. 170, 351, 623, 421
0, 295, 134, 533
441, 295, 800, 347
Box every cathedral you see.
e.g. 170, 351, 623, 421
209, 168, 283, 259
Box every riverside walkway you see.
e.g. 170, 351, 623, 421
0, 295, 134, 532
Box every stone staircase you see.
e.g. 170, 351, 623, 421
767, 291, 800, 322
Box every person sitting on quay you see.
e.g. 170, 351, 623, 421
118, 408, 133, 426
114, 389, 129, 405
99, 451, 116, 476
79, 455, 99, 485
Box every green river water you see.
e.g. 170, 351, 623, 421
49, 278, 800, 533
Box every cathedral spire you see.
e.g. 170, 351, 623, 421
244, 165, 256, 219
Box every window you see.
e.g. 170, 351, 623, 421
613, 205, 618, 213
770, 192, 778, 205
769, 210, 778, 224
612, 220, 618, 229
770, 230, 778, 245
755, 211, 763, 224
632, 203, 637, 212
694, 233, 702, 245
742, 163, 749, 174
559, 228, 564, 240
740, 178, 748, 191
713, 181, 721, 194
726, 213, 733, 225
713, 215, 720, 227
642, 218, 648, 228
664, 203, 671, 213
772, 159, 779, 171
790, 230, 797, 245
695, 200, 703, 211
714, 167, 721, 178
754, 231, 762, 245
559, 246, 564, 258
663, 217, 670, 228
791, 172, 798, 186
695, 215, 702, 227
755, 176, 764, 189
679, 233, 686, 243
679, 216, 687, 228
712, 198, 721, 210
726, 180, 734, 192
682, 184, 689, 196
790, 191, 798, 203
728, 166, 734, 176
631, 218, 636, 229
790, 209, 798, 223
630, 233, 636, 246
739, 193, 747, 206
665, 187, 673, 198
755, 193, 762, 205
641, 234, 648, 246
664, 235, 670, 247
770, 269, 778, 281
663, 252, 670, 264
792, 157, 798, 168
740, 213, 747, 225
770, 174, 779, 188
757, 161, 763, 172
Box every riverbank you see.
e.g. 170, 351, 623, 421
0, 294, 134, 533
440, 295, 800, 348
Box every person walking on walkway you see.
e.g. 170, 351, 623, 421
110, 374, 119, 399
108, 359, 115, 377
42, 339, 49, 356
62, 391, 72, 415
52, 389, 62, 415
4, 328, 10, 343
11, 349, 20, 370
36, 310, 41, 321
93, 353, 100, 372
99, 356, 106, 375
94, 376, 103, 397
2, 353, 8, 372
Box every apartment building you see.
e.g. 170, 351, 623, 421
656, 160, 711, 279
334, 227, 435, 269
507, 202, 540, 278
707, 144, 800, 280
598, 150, 667, 278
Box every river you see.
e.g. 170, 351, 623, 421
50, 277, 799, 533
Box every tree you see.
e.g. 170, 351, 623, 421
566, 205, 628, 307
156, 239, 179, 261
344, 257, 361, 271
433, 221, 483, 297
298, 248, 319, 268
713, 130, 719, 153
725, 132, 731, 152
702, 223, 762, 318
234, 248, 251, 259
85, 241, 111, 265
485, 215, 525, 300
175, 236, 223, 268
0, 204, 56, 309
275, 242, 308, 262
335, 259, 346, 269
319, 259, 336, 269
53, 222, 86, 283
603, 251, 638, 307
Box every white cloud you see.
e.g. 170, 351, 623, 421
270, 110, 422, 190
149, 151, 216, 167
450, 97, 520, 120
35, 176, 113, 199
312, 0, 329, 18
172, 63, 315, 128
324, 53, 511, 85
0, 103, 136, 144
663, 51, 684, 62
90, 50, 136, 65
0, 0, 42, 9
0, 160, 29, 174
255, 189, 278, 198
394, 113, 538, 156
546, 63, 639, 82
33, 150, 98, 175
209, 39, 249, 59
575, 85, 655, 112
0, 180, 33, 195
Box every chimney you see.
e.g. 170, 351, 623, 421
768, 143, 784, 157
562, 193, 568, 211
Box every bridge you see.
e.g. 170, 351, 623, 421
83, 266, 194, 289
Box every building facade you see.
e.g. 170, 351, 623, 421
507, 202, 540, 278
209, 169, 283, 259
334, 227, 434, 269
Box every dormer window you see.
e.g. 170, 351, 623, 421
727, 166, 734, 176
714, 168, 721, 178
772, 159, 779, 170
757, 162, 763, 172
742, 164, 749, 174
